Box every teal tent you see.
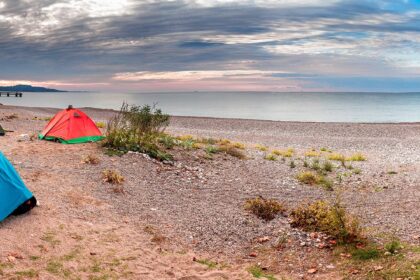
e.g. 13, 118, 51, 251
0, 152, 34, 222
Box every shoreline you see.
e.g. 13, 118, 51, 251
2, 104, 420, 125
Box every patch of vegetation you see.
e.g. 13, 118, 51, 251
305, 149, 320, 157
264, 154, 277, 161
95, 121, 106, 128
205, 145, 219, 155
385, 239, 402, 255
351, 247, 381, 260
244, 197, 286, 221
272, 148, 294, 157
248, 265, 277, 280
15, 269, 39, 278
328, 153, 346, 164
194, 258, 218, 269
289, 160, 296, 169
296, 171, 319, 185
158, 134, 177, 149
255, 144, 268, 151
353, 168, 362, 175
219, 144, 246, 159
102, 169, 124, 185
232, 142, 246, 149
83, 154, 100, 165
323, 161, 334, 172
103, 103, 172, 161
41, 231, 61, 247
387, 170, 398, 175
347, 152, 366, 161
46, 260, 71, 277
290, 200, 362, 244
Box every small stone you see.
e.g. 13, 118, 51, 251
249, 252, 258, 257
258, 236, 270, 243
374, 265, 383, 271
310, 232, 318, 239
7, 256, 15, 262
326, 264, 335, 269
300, 242, 306, 247
307, 268, 317, 274
317, 243, 326, 249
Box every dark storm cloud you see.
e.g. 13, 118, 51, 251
0, 0, 419, 90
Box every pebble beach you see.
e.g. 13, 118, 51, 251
0, 105, 419, 279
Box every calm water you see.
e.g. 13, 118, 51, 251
1, 91, 420, 123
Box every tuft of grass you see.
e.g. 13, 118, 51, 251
351, 247, 380, 260
353, 168, 362, 175
95, 121, 106, 128
255, 144, 268, 151
264, 154, 277, 161
289, 160, 296, 169
385, 239, 402, 255
248, 265, 277, 280
244, 197, 286, 221
387, 170, 398, 175
232, 142, 246, 149
290, 200, 362, 244
15, 269, 39, 278
296, 171, 318, 185
305, 150, 320, 157
323, 161, 334, 172
158, 134, 177, 149
83, 154, 100, 165
297, 171, 334, 190
347, 152, 366, 161
102, 169, 124, 185
194, 258, 218, 269
320, 147, 328, 152
205, 145, 219, 155
219, 144, 246, 159
272, 148, 294, 157
328, 153, 346, 162
303, 160, 309, 167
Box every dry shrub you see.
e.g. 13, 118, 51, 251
305, 150, 320, 157
83, 154, 100, 165
290, 200, 361, 243
255, 144, 268, 151
102, 169, 124, 185
347, 152, 367, 161
272, 148, 294, 157
232, 142, 246, 149
245, 197, 286, 221
297, 171, 319, 185
328, 153, 346, 162
219, 144, 246, 159
95, 121, 106, 128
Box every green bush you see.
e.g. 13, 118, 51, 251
290, 200, 361, 244
245, 197, 286, 221
103, 103, 172, 161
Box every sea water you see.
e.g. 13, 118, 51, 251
1, 91, 419, 123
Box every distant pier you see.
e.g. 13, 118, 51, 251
0, 92, 23, 97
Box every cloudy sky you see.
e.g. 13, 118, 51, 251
0, 0, 419, 92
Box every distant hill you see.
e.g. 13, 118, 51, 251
0, 84, 66, 92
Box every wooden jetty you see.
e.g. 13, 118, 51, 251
0, 92, 23, 97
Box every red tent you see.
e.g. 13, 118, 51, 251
38, 106, 104, 144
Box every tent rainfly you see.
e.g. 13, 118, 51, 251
38, 106, 104, 144
0, 152, 36, 222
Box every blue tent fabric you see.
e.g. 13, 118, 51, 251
0, 152, 33, 222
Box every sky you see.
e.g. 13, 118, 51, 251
0, 0, 419, 92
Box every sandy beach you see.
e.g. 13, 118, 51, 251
0, 105, 419, 280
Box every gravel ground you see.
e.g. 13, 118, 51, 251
0, 105, 419, 279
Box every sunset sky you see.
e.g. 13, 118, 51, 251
0, 0, 419, 92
